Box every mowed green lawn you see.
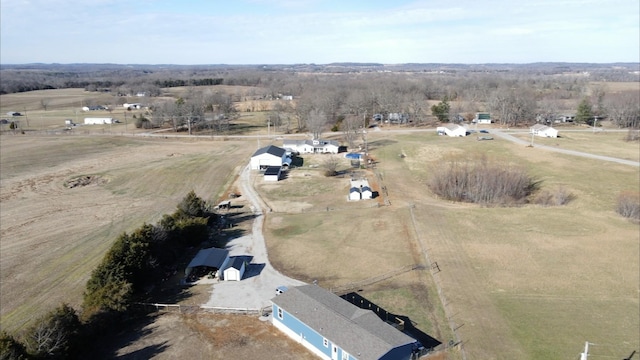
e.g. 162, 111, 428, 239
263, 130, 639, 360
0, 135, 253, 332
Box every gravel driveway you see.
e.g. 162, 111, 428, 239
492, 129, 640, 167
203, 164, 305, 311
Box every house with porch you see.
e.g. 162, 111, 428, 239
283, 139, 340, 154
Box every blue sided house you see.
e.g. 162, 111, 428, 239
271, 285, 420, 360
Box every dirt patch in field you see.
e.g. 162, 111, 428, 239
63, 174, 108, 188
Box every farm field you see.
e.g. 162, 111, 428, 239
511, 129, 640, 162
262, 130, 639, 359
0, 134, 253, 332
1, 86, 638, 359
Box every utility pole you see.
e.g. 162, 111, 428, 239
580, 341, 590, 360
530, 131, 535, 147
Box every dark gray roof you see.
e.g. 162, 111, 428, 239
252, 145, 286, 158
350, 187, 360, 193
186, 247, 229, 270
228, 257, 245, 270
272, 285, 415, 359
264, 166, 281, 176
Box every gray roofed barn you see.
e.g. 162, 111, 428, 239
185, 247, 229, 276
252, 144, 286, 158
250, 145, 289, 170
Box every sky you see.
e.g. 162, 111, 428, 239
1, 0, 638, 65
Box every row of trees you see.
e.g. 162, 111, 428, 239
1, 191, 214, 359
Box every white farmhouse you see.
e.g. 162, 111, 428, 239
84, 117, 115, 125
283, 139, 340, 154
437, 124, 467, 137
250, 145, 289, 170
530, 124, 558, 138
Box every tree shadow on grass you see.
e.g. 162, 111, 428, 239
366, 139, 397, 151
117, 341, 170, 360
82, 312, 170, 360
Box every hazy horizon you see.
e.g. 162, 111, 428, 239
1, 0, 638, 65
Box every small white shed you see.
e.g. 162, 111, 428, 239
349, 187, 361, 201
223, 257, 246, 281
530, 124, 558, 138
437, 124, 467, 137
361, 186, 373, 200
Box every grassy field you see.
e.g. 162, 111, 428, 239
0, 134, 253, 332
512, 129, 640, 162
1, 87, 638, 359
261, 129, 638, 359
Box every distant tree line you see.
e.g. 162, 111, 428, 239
1, 64, 638, 132
0, 191, 215, 359
154, 78, 223, 88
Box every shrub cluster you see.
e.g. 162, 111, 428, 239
1, 191, 214, 359
624, 129, 639, 142
428, 155, 538, 205
532, 186, 574, 206
616, 191, 640, 222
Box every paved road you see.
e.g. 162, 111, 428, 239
203, 164, 305, 311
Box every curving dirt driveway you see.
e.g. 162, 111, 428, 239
203, 164, 305, 311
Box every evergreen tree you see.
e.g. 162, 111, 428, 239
431, 96, 451, 122
575, 97, 594, 125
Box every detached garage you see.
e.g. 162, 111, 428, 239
250, 145, 288, 170
264, 166, 282, 181
223, 257, 246, 281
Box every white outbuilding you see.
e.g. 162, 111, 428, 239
349, 187, 361, 201
530, 124, 558, 138
223, 257, 246, 281
361, 185, 373, 200
250, 145, 289, 170
263, 166, 282, 181
437, 124, 467, 137
349, 179, 373, 201
84, 117, 115, 125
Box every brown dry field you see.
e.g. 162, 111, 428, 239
1, 86, 638, 359
262, 131, 639, 360
0, 135, 253, 331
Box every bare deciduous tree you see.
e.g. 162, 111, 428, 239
606, 92, 640, 128
307, 109, 327, 139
